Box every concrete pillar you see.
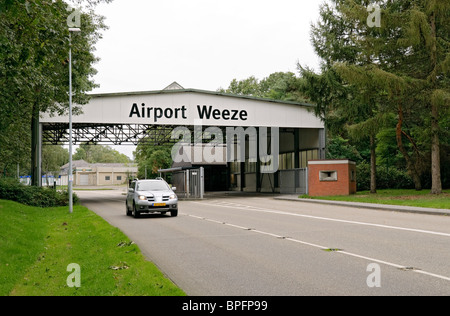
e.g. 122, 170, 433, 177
319, 128, 326, 159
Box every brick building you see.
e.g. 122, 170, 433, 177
307, 160, 356, 197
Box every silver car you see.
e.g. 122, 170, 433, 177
126, 179, 178, 218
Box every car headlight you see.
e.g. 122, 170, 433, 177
139, 195, 147, 201
169, 194, 177, 200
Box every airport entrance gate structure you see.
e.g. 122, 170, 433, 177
39, 84, 326, 194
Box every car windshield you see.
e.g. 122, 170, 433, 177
137, 181, 170, 191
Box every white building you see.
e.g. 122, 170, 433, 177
60, 160, 138, 186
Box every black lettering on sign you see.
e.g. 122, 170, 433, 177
222, 109, 230, 120
129, 103, 140, 118
197, 105, 248, 121
129, 104, 188, 122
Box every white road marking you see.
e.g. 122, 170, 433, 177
192, 201, 450, 237
183, 212, 450, 282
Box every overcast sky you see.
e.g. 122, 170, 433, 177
83, 0, 324, 158
91, 0, 322, 94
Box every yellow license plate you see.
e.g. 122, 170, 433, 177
153, 203, 166, 207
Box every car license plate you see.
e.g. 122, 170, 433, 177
153, 203, 166, 207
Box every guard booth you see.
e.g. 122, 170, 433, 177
307, 160, 357, 197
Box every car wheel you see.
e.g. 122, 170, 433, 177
170, 209, 178, 217
126, 201, 132, 216
133, 203, 140, 218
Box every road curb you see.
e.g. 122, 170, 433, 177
274, 196, 450, 216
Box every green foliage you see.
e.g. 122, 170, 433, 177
0, 0, 109, 183
297, 66, 349, 125
0, 200, 185, 296
42, 145, 69, 177
356, 162, 414, 191
0, 0, 107, 115
218, 72, 309, 103
219, 76, 261, 96
146, 149, 172, 176
0, 178, 77, 207
376, 128, 406, 168
309, 189, 450, 210
0, 199, 50, 296
326, 136, 363, 163
300, 0, 449, 192
135, 143, 172, 179
73, 143, 131, 164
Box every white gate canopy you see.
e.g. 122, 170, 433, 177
41, 87, 324, 145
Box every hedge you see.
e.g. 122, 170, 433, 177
356, 162, 415, 191
0, 178, 78, 208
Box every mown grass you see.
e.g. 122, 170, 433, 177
300, 189, 450, 209
0, 200, 186, 296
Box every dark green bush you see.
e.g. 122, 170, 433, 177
356, 162, 414, 191
0, 178, 78, 207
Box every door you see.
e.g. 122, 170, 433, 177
80, 174, 89, 186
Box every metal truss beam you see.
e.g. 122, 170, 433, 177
42, 124, 183, 146
42, 123, 241, 147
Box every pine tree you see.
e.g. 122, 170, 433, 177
300, 1, 388, 193
341, 0, 449, 193
306, 0, 449, 193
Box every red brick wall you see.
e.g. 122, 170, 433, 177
308, 161, 356, 197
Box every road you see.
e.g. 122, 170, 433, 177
76, 188, 450, 296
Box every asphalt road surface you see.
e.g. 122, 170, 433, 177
77, 188, 450, 296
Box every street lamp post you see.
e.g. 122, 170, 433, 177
68, 27, 80, 214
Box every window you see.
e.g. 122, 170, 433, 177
245, 159, 256, 173
320, 171, 338, 181
278, 152, 294, 170
117, 176, 122, 181
301, 151, 307, 168
230, 161, 240, 174
230, 174, 237, 188
105, 176, 110, 181
299, 149, 319, 168
137, 181, 170, 191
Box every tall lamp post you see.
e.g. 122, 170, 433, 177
68, 27, 80, 214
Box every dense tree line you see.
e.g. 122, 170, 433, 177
1, 0, 447, 193
220, 0, 449, 193
0, 0, 110, 182
73, 143, 131, 164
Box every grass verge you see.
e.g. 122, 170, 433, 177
0, 199, 186, 296
300, 189, 450, 209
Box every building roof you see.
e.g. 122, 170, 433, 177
163, 81, 185, 90
60, 160, 90, 170
88, 85, 315, 108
